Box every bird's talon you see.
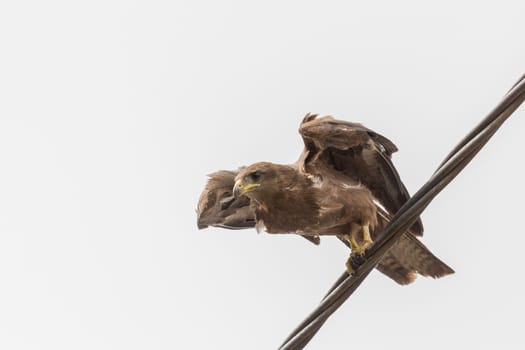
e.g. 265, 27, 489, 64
345, 258, 356, 275
346, 251, 366, 274
352, 252, 366, 265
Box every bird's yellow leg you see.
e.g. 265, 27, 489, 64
361, 224, 374, 249
345, 223, 362, 251
345, 223, 364, 274
347, 231, 361, 251
345, 223, 374, 275
347, 223, 373, 254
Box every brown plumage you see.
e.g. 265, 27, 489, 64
197, 114, 453, 284
197, 170, 255, 230
298, 113, 424, 235
234, 162, 377, 237
197, 169, 320, 245
374, 208, 453, 284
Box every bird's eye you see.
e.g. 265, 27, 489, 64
249, 171, 262, 182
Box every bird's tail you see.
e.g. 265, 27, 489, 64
374, 208, 454, 285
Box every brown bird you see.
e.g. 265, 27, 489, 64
197, 114, 453, 284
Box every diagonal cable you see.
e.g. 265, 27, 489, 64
279, 74, 525, 350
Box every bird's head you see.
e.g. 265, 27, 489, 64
233, 162, 294, 199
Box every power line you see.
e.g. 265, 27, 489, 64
279, 73, 525, 350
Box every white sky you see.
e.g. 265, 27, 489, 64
1, 1, 524, 349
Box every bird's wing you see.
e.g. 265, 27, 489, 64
298, 113, 424, 236
197, 170, 256, 230
197, 169, 320, 244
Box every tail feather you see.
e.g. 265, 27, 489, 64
374, 208, 454, 285
376, 254, 417, 285
387, 233, 454, 280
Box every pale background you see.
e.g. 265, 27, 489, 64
1, 1, 524, 349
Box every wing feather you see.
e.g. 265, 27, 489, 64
197, 169, 320, 244
298, 114, 424, 235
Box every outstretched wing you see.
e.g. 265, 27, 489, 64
298, 113, 424, 235
197, 170, 320, 244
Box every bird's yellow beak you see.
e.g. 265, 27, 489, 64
233, 179, 260, 198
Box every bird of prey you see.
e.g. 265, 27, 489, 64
197, 114, 453, 284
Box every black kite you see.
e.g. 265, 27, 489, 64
197, 114, 453, 284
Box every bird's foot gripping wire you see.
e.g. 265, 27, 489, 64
345, 224, 374, 275
345, 252, 367, 275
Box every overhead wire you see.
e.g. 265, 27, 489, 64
279, 73, 525, 350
